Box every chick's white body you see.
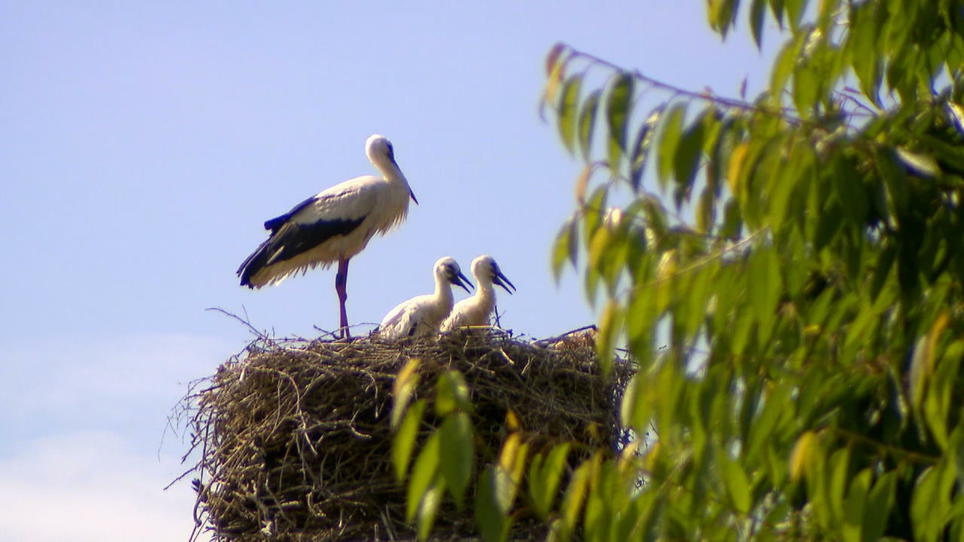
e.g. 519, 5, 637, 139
440, 255, 515, 332
379, 257, 473, 339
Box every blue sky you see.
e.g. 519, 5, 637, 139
0, 2, 776, 539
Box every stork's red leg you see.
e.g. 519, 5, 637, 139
335, 258, 351, 339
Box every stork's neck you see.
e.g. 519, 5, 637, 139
373, 156, 408, 185
474, 281, 496, 313
434, 277, 455, 309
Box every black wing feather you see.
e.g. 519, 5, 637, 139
263, 195, 319, 233
238, 216, 366, 287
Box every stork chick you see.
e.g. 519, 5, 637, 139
440, 255, 515, 332
378, 257, 473, 339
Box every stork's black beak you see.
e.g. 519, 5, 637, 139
493, 270, 516, 294
451, 271, 473, 294
409, 188, 419, 205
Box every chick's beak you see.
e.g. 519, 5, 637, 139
493, 271, 516, 294
452, 271, 474, 294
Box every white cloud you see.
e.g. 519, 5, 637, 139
0, 431, 201, 542
0, 332, 235, 541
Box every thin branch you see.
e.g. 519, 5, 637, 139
533, 325, 598, 347
832, 427, 940, 466
565, 46, 803, 124
206, 306, 270, 340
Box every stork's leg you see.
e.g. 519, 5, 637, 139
335, 258, 351, 339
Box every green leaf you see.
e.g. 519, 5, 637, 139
830, 156, 867, 226
720, 197, 743, 239
416, 480, 444, 541
919, 317, 956, 448
919, 133, 964, 173
707, 0, 739, 37
620, 373, 652, 433
696, 186, 716, 234
560, 455, 594, 536
628, 105, 665, 192
911, 461, 956, 542
748, 246, 782, 344
827, 444, 851, 525
745, 383, 789, 463
657, 103, 687, 189
770, 33, 802, 100
842, 468, 871, 542
558, 75, 582, 154
545, 43, 567, 75
895, 146, 940, 177
393, 399, 426, 482
793, 63, 820, 116
848, 5, 882, 106
769, 145, 807, 229
750, 0, 767, 48
595, 301, 620, 377
435, 370, 471, 416
875, 146, 908, 214
578, 90, 602, 161
789, 430, 818, 482
495, 433, 529, 513
682, 262, 714, 340
768, 0, 785, 27
528, 443, 571, 519
673, 115, 706, 200
407, 430, 441, 522
439, 412, 475, 508
476, 466, 510, 542
784, 0, 805, 30
863, 471, 896, 542
551, 215, 579, 281
717, 451, 752, 514
606, 72, 635, 174
392, 357, 421, 429
947, 102, 964, 135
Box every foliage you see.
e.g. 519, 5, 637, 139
399, 1, 964, 541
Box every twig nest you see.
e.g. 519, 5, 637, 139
184, 329, 629, 541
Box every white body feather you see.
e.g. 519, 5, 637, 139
439, 284, 495, 331
379, 258, 469, 339
239, 135, 414, 288
440, 255, 514, 332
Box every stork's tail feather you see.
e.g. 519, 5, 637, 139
237, 239, 274, 288
238, 216, 367, 288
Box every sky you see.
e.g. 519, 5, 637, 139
0, 2, 777, 540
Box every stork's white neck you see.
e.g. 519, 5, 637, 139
472, 280, 496, 313
475, 280, 495, 301
433, 275, 455, 306
372, 155, 407, 185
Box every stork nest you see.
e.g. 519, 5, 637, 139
180, 328, 632, 541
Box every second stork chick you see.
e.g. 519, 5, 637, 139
378, 257, 473, 339
440, 255, 515, 332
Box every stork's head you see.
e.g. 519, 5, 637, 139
472, 255, 516, 294
366, 134, 395, 164
435, 257, 474, 294
366, 134, 418, 204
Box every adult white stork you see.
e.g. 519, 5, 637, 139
237, 134, 417, 338
440, 255, 515, 332
378, 257, 473, 339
